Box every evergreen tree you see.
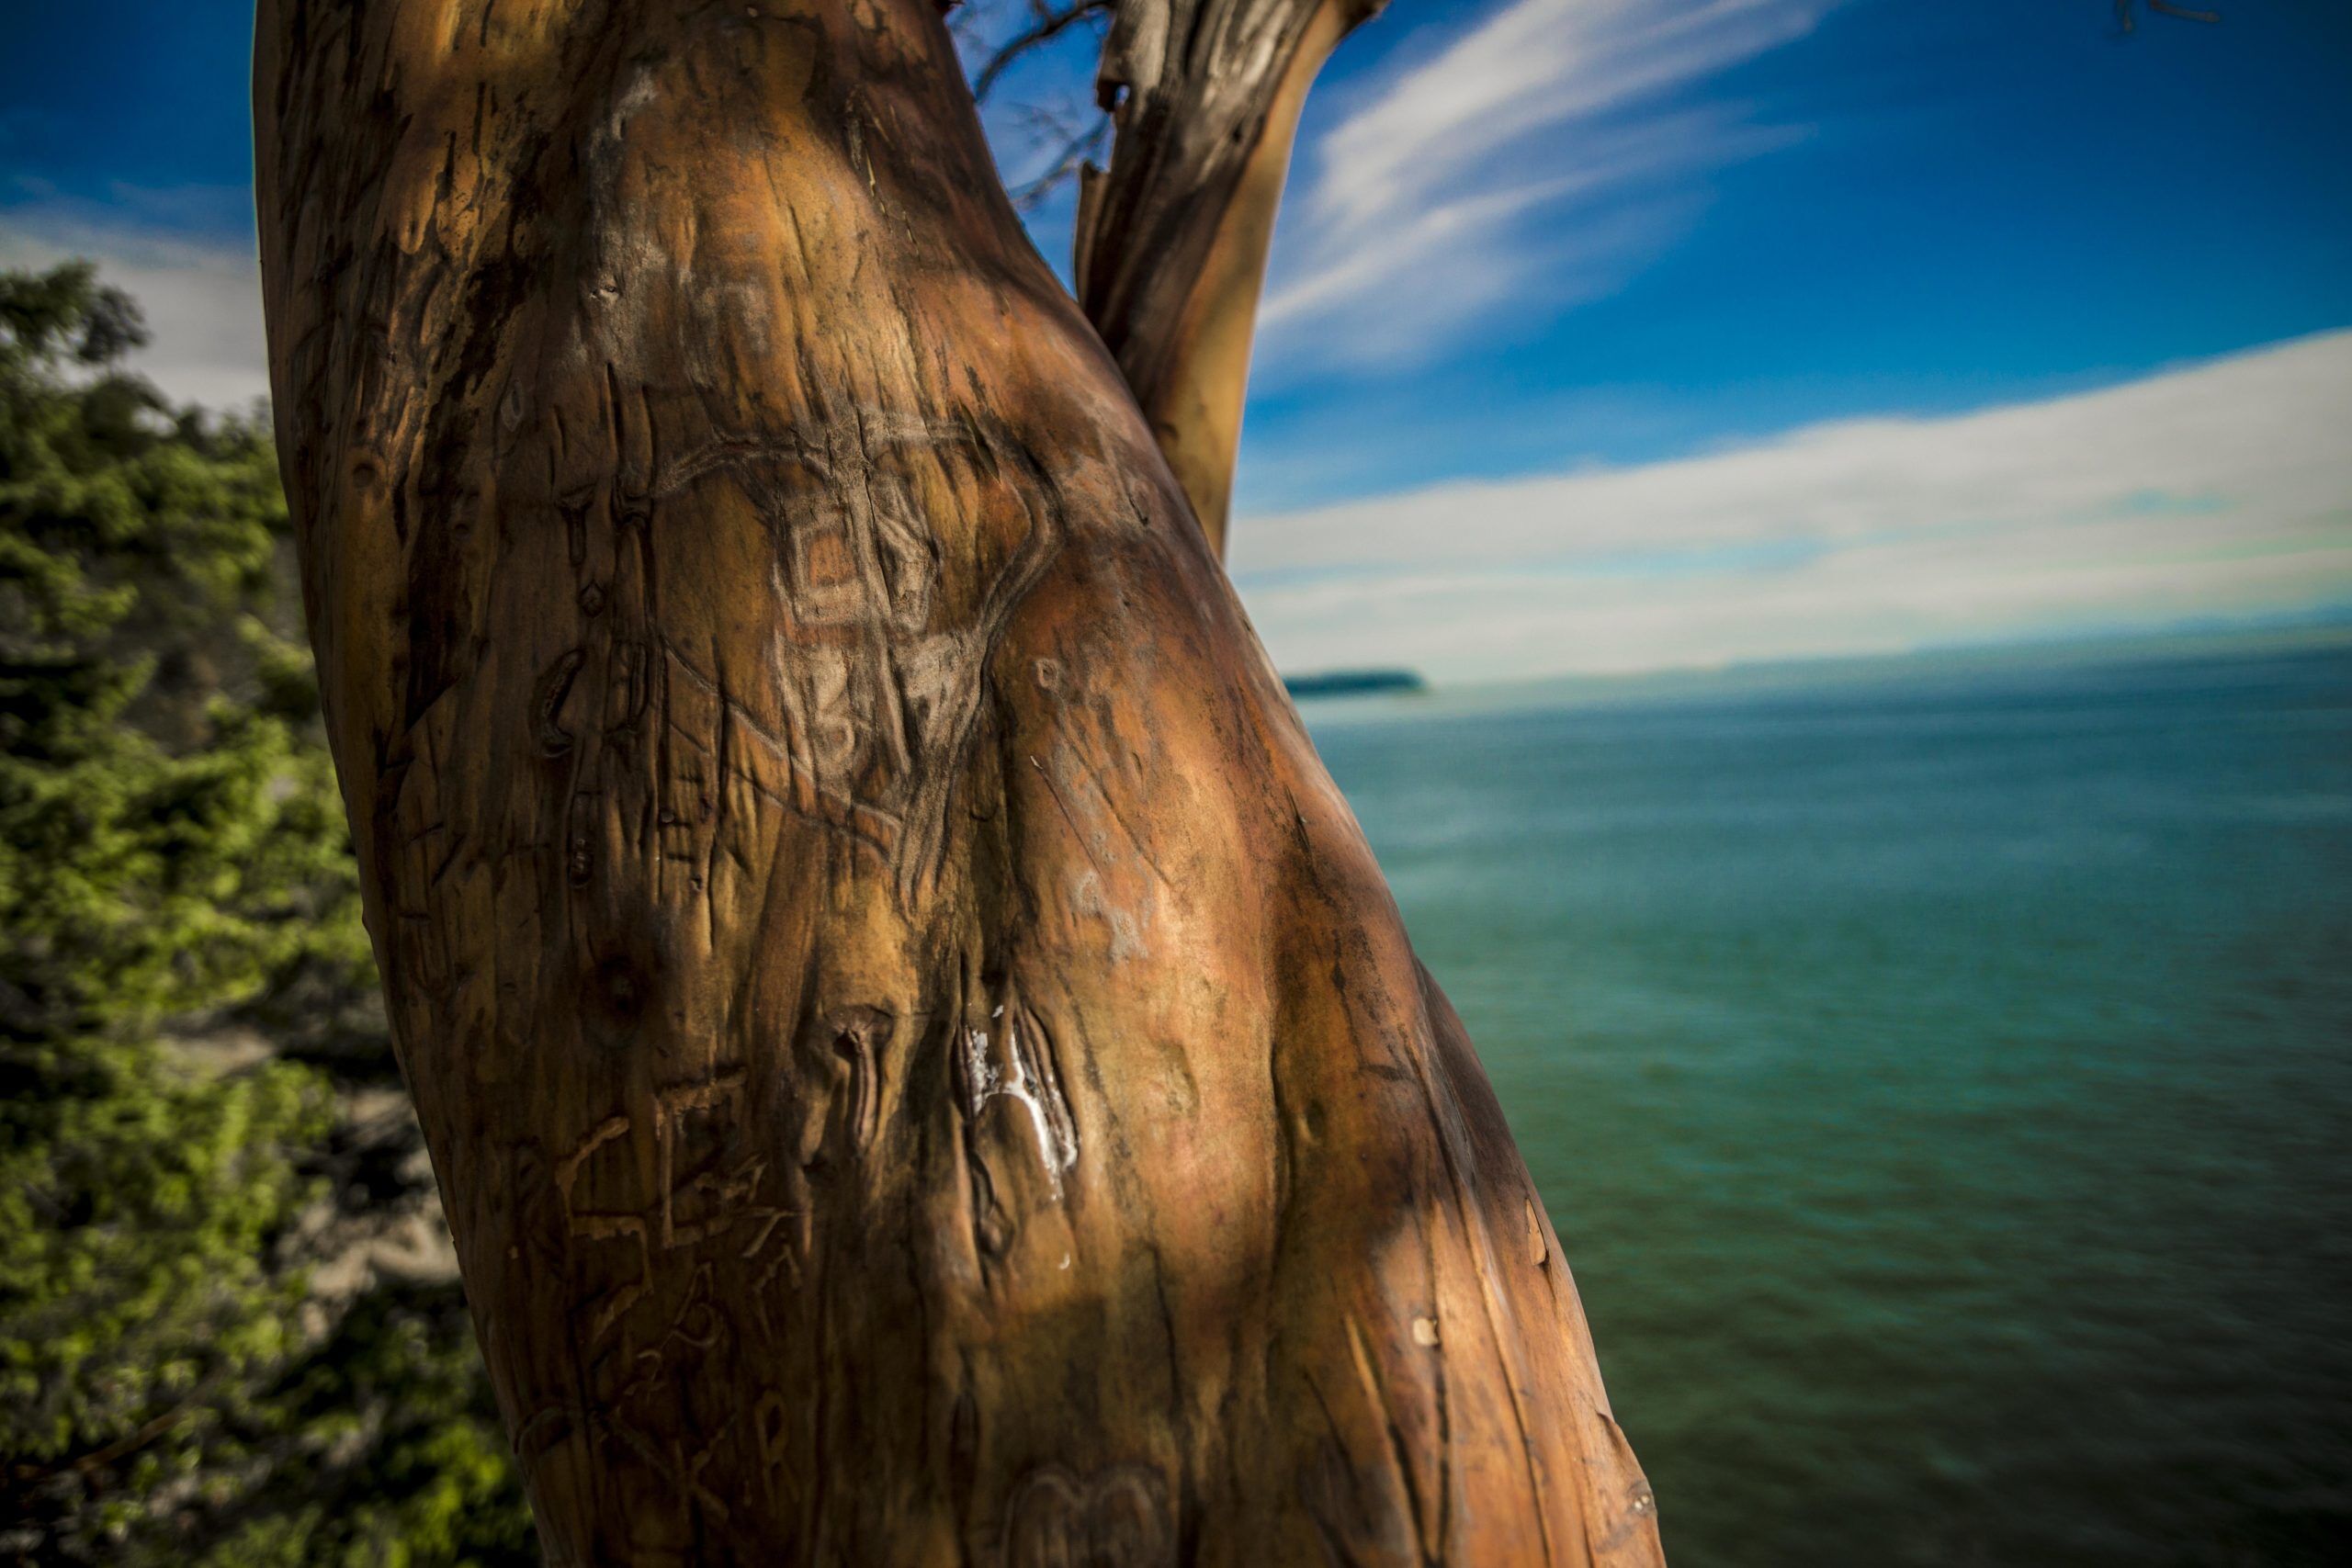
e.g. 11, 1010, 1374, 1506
0, 263, 532, 1566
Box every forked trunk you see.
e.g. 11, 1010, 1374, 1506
254, 1, 1663, 1561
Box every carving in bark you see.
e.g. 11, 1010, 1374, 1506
253, 1, 1663, 1562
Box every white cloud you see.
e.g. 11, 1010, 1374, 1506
1230, 331, 2352, 680
0, 194, 269, 410
1260, 0, 1832, 375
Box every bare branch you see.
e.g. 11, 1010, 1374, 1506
973, 0, 1114, 102
2114, 0, 2221, 33
1006, 105, 1114, 211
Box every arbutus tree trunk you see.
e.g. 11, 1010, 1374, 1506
253, 1, 1666, 1562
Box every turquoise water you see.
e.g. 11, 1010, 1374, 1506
1303, 639, 2352, 1567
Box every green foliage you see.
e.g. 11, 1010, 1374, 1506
0, 264, 532, 1565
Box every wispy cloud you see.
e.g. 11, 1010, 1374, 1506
1261, 0, 1832, 375
1231, 331, 2352, 679
0, 186, 267, 410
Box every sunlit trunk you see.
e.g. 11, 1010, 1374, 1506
254, 0, 1662, 1560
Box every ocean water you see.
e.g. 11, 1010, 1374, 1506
1301, 638, 2352, 1568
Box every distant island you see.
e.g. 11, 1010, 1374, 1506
1283, 668, 1429, 699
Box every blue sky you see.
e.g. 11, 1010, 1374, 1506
6, 0, 2349, 678
1237, 0, 2352, 506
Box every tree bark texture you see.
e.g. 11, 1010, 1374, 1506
1076, 0, 1377, 553
254, 2, 1664, 1562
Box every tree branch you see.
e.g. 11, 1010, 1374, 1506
2114, 0, 2221, 32
1006, 104, 1114, 210
973, 0, 1116, 101
1072, 0, 1385, 556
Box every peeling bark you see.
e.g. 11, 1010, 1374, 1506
253, 0, 1663, 1562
